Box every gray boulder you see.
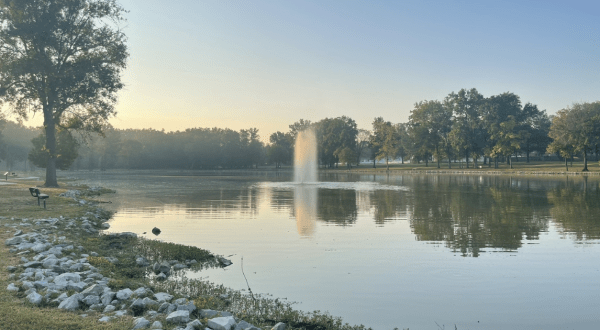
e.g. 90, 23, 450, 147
177, 301, 197, 313
82, 294, 100, 306
58, 295, 80, 311
82, 283, 105, 297
234, 321, 260, 330
272, 322, 286, 330
116, 288, 133, 300
103, 304, 116, 313
54, 272, 81, 284
142, 297, 159, 308
200, 309, 219, 318
5, 236, 23, 246
26, 292, 43, 305
166, 310, 190, 324
151, 321, 164, 329
133, 317, 151, 329
154, 292, 173, 302
6, 283, 19, 292
99, 316, 113, 322
186, 319, 203, 329
207, 316, 237, 330
101, 291, 116, 306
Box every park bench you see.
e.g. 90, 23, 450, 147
29, 187, 49, 209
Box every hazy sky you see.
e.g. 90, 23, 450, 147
19, 0, 600, 140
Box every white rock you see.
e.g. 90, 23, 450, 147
207, 316, 237, 330
116, 288, 133, 300
54, 272, 81, 284
58, 295, 80, 311
26, 292, 43, 305
187, 319, 203, 329
5, 236, 23, 246
154, 292, 173, 302
151, 321, 164, 329
103, 305, 116, 313
6, 283, 19, 292
271, 322, 286, 330
82, 294, 100, 306
134, 317, 151, 329
166, 310, 191, 324
99, 316, 113, 322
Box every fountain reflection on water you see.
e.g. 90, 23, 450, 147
293, 129, 318, 236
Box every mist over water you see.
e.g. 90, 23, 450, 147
294, 129, 318, 183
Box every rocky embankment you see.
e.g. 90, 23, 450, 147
2, 188, 284, 330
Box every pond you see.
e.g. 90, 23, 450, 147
65, 170, 600, 330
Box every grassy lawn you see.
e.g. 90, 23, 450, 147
0, 180, 133, 330
334, 160, 600, 173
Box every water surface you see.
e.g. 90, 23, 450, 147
67, 170, 600, 330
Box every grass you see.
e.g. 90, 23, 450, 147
330, 160, 600, 174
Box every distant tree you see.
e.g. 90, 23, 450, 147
267, 131, 292, 168
445, 88, 485, 168
288, 119, 313, 140
0, 0, 128, 186
28, 129, 79, 170
521, 106, 551, 162
315, 116, 357, 168
395, 123, 410, 164
548, 102, 600, 171
408, 100, 452, 168
355, 129, 371, 165
489, 116, 522, 169
370, 117, 399, 170
333, 147, 356, 169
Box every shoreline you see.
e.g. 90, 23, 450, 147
0, 181, 372, 330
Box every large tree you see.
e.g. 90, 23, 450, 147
0, 0, 128, 186
445, 88, 485, 168
370, 117, 399, 170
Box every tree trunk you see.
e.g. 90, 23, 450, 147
373, 158, 376, 168
425, 156, 428, 167
448, 156, 451, 169
526, 149, 530, 163
43, 108, 59, 187
509, 156, 513, 169
582, 150, 589, 172
565, 158, 568, 171
495, 157, 499, 169
465, 149, 469, 168
386, 157, 389, 170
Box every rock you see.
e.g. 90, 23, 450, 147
26, 292, 43, 305
166, 310, 191, 324
6, 266, 17, 272
134, 317, 151, 329
5, 236, 23, 246
6, 283, 19, 292
186, 319, 203, 329
116, 288, 133, 300
66, 281, 87, 292
82, 294, 101, 306
218, 257, 233, 267
156, 272, 167, 281
89, 303, 104, 311
134, 287, 150, 297
81, 283, 105, 297
152, 227, 161, 235
54, 272, 81, 284
101, 291, 116, 305
136, 257, 149, 266
99, 316, 113, 322
23, 261, 42, 268
173, 263, 188, 270
14, 229, 23, 236
58, 295, 80, 311
151, 320, 164, 329
177, 301, 197, 313
199, 309, 219, 318
153, 261, 171, 274
154, 292, 173, 302
234, 321, 260, 330
103, 304, 116, 313
207, 316, 237, 330
101, 223, 110, 229
142, 297, 159, 308
272, 322, 286, 330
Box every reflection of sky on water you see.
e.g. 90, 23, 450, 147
66, 171, 600, 330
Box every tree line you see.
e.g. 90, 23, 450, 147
1, 88, 599, 172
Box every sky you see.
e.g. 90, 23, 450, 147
16, 0, 600, 140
